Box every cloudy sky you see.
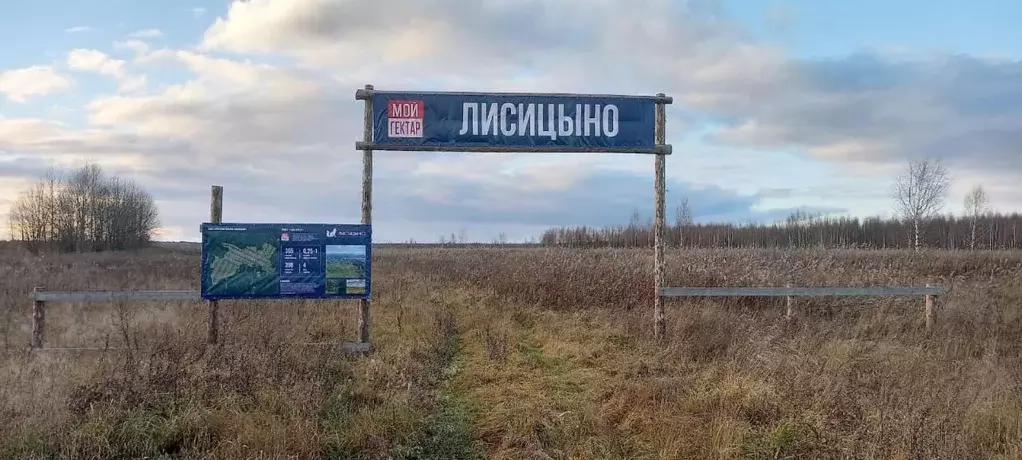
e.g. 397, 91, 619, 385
1, 0, 1020, 243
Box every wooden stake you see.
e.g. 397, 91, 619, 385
925, 283, 934, 331
785, 283, 794, 320
31, 286, 44, 349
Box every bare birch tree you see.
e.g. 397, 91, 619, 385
893, 157, 951, 251
674, 198, 693, 247
964, 185, 990, 250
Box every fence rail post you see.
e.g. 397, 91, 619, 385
208, 185, 223, 345
925, 283, 934, 330
785, 283, 794, 320
31, 286, 44, 349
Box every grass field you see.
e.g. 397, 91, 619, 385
326, 259, 365, 279
1, 244, 1021, 459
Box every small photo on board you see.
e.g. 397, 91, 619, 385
324, 278, 344, 295
325, 245, 366, 279
346, 279, 366, 295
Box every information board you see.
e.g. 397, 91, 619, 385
365, 91, 662, 153
200, 223, 371, 300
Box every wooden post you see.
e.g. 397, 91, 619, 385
359, 84, 373, 345
31, 286, 44, 349
785, 283, 794, 320
653, 93, 667, 340
208, 185, 223, 345
925, 283, 934, 331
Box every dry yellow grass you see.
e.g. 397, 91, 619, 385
1, 244, 1021, 458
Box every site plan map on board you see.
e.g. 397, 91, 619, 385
202, 225, 280, 298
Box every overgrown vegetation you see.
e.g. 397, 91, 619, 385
1, 245, 1021, 458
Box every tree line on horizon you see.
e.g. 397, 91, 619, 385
7, 163, 160, 254
7, 157, 1018, 253
538, 210, 1022, 250
540, 158, 1022, 251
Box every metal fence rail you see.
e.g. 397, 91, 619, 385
29, 342, 372, 354
32, 290, 201, 301
27, 288, 368, 352
661, 286, 946, 297
660, 284, 945, 329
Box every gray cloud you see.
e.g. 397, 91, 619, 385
372, 170, 846, 227
702, 53, 1022, 174
199, 0, 1022, 178
0, 157, 60, 180
199, 0, 746, 93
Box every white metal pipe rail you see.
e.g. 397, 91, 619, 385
660, 284, 945, 329
32, 290, 201, 302
660, 286, 946, 297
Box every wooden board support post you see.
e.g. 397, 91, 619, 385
359, 84, 373, 346
208, 185, 222, 345
653, 93, 668, 340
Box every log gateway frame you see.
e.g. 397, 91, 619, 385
23, 87, 949, 353
354, 85, 674, 340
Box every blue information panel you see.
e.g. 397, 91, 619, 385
200, 223, 371, 300
369, 91, 658, 152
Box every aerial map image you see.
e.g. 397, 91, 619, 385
325, 244, 366, 279
202, 227, 279, 297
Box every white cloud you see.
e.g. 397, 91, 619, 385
199, 0, 658, 80
117, 74, 147, 93
0, 66, 73, 102
191, 7, 206, 17
0, 115, 182, 162
66, 49, 148, 93
129, 28, 163, 39
113, 40, 151, 59
68, 49, 126, 77
88, 50, 336, 144
65, 26, 92, 33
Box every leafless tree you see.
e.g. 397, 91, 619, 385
893, 157, 951, 251
964, 185, 990, 250
674, 198, 693, 247
8, 162, 160, 254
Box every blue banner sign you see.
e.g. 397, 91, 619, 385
363, 91, 664, 153
200, 223, 371, 300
